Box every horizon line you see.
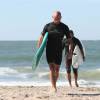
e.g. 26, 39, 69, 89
0, 39, 100, 41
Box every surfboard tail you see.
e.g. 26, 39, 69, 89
32, 56, 37, 71
72, 45, 84, 68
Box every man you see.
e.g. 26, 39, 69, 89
38, 11, 70, 92
63, 30, 85, 87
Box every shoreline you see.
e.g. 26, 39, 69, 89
0, 81, 100, 87
0, 86, 100, 100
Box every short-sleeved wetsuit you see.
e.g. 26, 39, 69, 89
41, 22, 69, 65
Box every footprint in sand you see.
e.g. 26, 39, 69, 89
36, 95, 49, 99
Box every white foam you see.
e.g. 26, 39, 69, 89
0, 81, 51, 86
16, 73, 30, 79
96, 68, 100, 71
78, 79, 88, 84
0, 81, 71, 87
0, 81, 100, 87
0, 67, 18, 75
38, 72, 49, 78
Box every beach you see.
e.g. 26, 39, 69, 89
0, 41, 100, 100
0, 86, 100, 100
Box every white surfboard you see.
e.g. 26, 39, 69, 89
72, 44, 85, 68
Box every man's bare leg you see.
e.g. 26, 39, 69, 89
54, 64, 60, 87
49, 63, 59, 92
66, 59, 72, 87
73, 68, 79, 87
67, 72, 72, 87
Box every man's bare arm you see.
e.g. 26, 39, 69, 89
37, 34, 43, 48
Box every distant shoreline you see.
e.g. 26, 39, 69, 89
0, 40, 100, 41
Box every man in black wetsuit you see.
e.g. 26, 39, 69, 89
63, 30, 85, 87
38, 11, 70, 92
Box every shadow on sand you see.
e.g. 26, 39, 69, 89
68, 93, 100, 96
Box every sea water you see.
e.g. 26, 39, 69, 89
0, 41, 100, 87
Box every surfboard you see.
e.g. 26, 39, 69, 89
32, 32, 48, 71
72, 44, 85, 68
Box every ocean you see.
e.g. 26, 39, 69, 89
0, 41, 100, 87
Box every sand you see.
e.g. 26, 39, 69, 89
0, 86, 100, 100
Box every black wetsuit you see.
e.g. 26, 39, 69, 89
62, 37, 83, 56
62, 37, 84, 72
41, 22, 69, 65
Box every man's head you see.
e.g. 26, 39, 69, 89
69, 30, 74, 38
67, 30, 74, 43
52, 11, 62, 24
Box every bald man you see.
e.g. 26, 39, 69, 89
38, 11, 70, 92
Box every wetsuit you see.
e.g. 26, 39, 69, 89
41, 22, 69, 65
63, 37, 84, 73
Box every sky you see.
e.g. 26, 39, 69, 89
0, 0, 100, 40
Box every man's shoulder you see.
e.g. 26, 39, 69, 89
60, 22, 68, 27
44, 22, 52, 28
45, 22, 50, 26
45, 22, 53, 27
60, 22, 69, 31
73, 37, 79, 41
73, 37, 81, 44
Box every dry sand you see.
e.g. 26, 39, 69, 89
0, 86, 100, 100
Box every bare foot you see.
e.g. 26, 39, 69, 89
49, 87, 57, 93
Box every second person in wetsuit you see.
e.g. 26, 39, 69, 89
63, 30, 85, 87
